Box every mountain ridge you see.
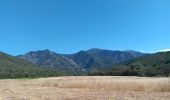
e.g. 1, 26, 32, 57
17, 48, 145, 72
1, 49, 170, 77
90, 51, 170, 77
0, 51, 62, 78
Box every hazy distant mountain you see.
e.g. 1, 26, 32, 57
18, 49, 145, 72
0, 51, 59, 78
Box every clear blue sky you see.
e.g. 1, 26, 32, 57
0, 0, 170, 55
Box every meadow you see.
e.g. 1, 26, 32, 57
0, 76, 170, 100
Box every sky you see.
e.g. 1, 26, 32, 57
0, 0, 170, 55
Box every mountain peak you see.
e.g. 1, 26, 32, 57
26, 49, 56, 55
88, 48, 103, 51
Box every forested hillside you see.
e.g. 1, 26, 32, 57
89, 51, 170, 77
0, 52, 63, 78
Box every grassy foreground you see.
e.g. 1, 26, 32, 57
0, 76, 170, 100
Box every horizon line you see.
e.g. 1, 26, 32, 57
2, 48, 169, 56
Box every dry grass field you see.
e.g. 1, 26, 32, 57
0, 76, 170, 100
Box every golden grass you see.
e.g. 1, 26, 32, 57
0, 76, 170, 100
58, 76, 170, 92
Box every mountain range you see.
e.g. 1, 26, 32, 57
18, 48, 145, 72
0, 48, 170, 78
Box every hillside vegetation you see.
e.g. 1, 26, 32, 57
1, 50, 170, 78
90, 51, 170, 77
0, 52, 62, 78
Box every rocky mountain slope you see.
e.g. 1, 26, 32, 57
18, 49, 145, 72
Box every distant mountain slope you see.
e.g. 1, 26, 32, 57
18, 49, 145, 72
90, 51, 170, 77
0, 51, 60, 78
67, 50, 98, 70
18, 50, 82, 72
86, 48, 145, 67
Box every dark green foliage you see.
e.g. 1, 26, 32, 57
0, 52, 65, 79
89, 52, 170, 77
